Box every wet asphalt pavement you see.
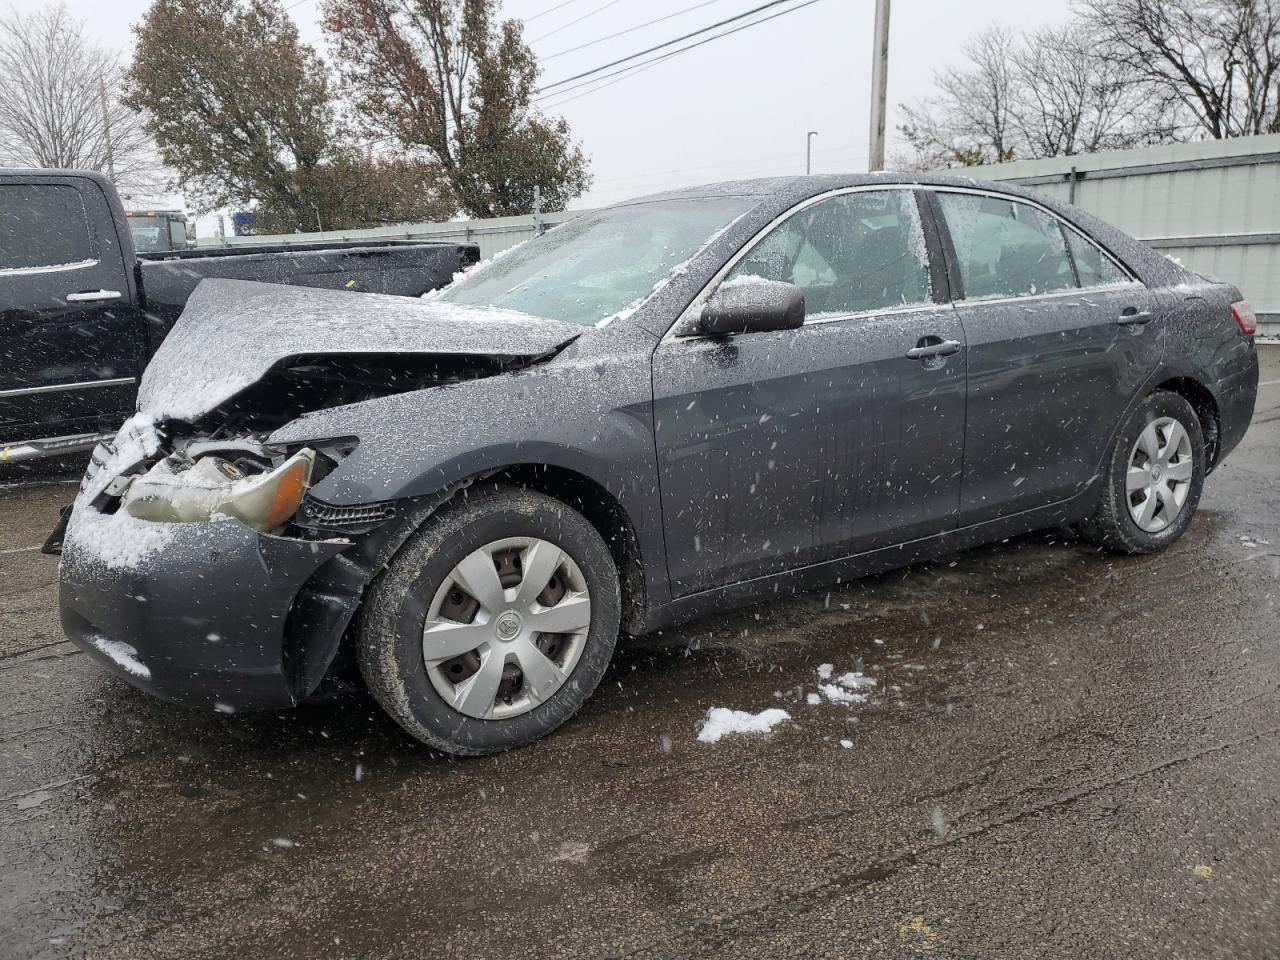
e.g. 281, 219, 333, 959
3, 356, 1279, 959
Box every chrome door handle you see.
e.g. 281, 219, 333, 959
66, 290, 122, 303
1117, 308, 1153, 326
906, 339, 962, 360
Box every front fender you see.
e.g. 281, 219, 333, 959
269, 351, 670, 606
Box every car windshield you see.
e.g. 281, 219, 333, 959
438, 197, 756, 326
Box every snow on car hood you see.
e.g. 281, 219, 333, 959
136, 279, 582, 421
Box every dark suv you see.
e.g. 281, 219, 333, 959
58, 175, 1260, 755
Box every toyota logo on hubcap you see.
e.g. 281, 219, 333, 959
495, 611, 522, 641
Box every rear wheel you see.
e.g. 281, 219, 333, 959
358, 486, 620, 755
1078, 390, 1205, 554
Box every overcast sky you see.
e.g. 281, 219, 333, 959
10, 0, 1072, 213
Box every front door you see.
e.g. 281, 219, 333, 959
0, 176, 142, 445
652, 188, 967, 597
929, 190, 1166, 525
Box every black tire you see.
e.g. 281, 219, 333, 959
1078, 390, 1205, 554
357, 485, 621, 755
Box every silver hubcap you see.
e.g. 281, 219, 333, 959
1126, 416, 1194, 533
423, 537, 591, 720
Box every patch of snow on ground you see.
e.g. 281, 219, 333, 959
819, 683, 869, 705
800, 667, 879, 707
88, 636, 151, 679
697, 707, 791, 743
834, 671, 877, 691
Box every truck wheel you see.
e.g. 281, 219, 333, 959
1078, 390, 1205, 554
357, 485, 620, 755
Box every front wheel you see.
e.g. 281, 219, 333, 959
357, 485, 621, 755
1078, 390, 1205, 554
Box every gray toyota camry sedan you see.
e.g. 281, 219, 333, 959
59, 175, 1260, 754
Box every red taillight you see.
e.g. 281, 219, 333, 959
1231, 300, 1257, 336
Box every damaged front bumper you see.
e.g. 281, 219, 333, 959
60, 509, 351, 711
57, 408, 359, 712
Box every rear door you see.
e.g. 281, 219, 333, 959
0, 176, 142, 444
652, 188, 966, 596
928, 189, 1164, 525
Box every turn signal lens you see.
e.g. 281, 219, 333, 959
212, 450, 314, 531
260, 457, 310, 529
1231, 300, 1257, 336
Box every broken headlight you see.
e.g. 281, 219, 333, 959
120, 449, 315, 532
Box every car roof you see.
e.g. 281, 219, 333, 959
619, 172, 1038, 207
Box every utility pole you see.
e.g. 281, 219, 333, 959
806, 131, 819, 174
99, 78, 116, 181
867, 0, 891, 172
533, 185, 544, 235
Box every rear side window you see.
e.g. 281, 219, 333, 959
0, 184, 95, 273
1064, 227, 1128, 287
936, 192, 1076, 300
725, 190, 931, 317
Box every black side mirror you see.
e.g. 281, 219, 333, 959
699, 278, 805, 336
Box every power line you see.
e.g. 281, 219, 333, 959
530, 0, 629, 43
536, 48, 681, 110
535, 0, 824, 101
524, 0, 583, 23
356, 0, 824, 151
537, 0, 811, 94
540, 0, 734, 62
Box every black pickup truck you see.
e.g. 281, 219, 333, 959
1, 169, 479, 462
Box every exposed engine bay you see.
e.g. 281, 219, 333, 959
63, 348, 545, 550
190, 351, 527, 435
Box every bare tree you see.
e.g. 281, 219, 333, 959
1011, 23, 1179, 157
894, 19, 1188, 170
0, 5, 160, 192
898, 27, 1020, 168
1083, 0, 1280, 139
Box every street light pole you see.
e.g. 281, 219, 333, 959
867, 0, 891, 172
806, 131, 819, 175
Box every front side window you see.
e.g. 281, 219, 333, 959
0, 184, 95, 273
439, 197, 756, 327
936, 192, 1076, 300
723, 190, 931, 318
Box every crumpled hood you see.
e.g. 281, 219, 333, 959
137, 279, 581, 421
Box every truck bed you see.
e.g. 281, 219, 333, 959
138, 241, 477, 332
